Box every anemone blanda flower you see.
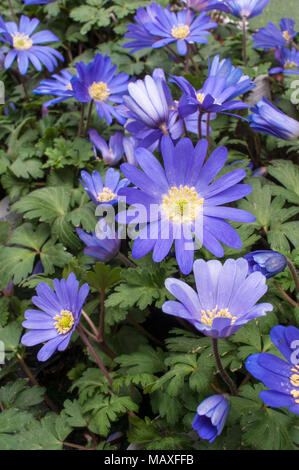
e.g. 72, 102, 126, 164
162, 257, 273, 337
143, 8, 217, 56
253, 19, 297, 51
192, 395, 230, 442
80, 168, 129, 206
182, 0, 230, 12
171, 55, 254, 118
21, 273, 89, 362
33, 69, 74, 107
71, 54, 129, 125
0, 15, 63, 75
118, 135, 255, 275
270, 47, 299, 75
123, 136, 138, 166
89, 128, 124, 166
123, 2, 162, 54
246, 325, 299, 415
227, 0, 270, 19
23, 0, 54, 4
244, 250, 287, 279
76, 219, 121, 262
248, 98, 299, 140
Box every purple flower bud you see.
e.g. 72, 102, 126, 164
2, 280, 14, 297
76, 219, 121, 263
244, 250, 287, 279
192, 395, 230, 442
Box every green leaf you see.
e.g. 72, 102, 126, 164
86, 262, 122, 292
0, 322, 22, 352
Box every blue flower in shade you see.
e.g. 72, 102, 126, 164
244, 250, 287, 279
89, 128, 124, 166
0, 15, 63, 75
248, 98, 299, 140
227, 0, 270, 19
76, 220, 121, 262
270, 47, 299, 75
123, 68, 184, 151
171, 55, 254, 118
183, 0, 230, 12
80, 168, 129, 206
143, 8, 217, 56
23, 0, 54, 4
118, 136, 255, 275
33, 70, 74, 107
192, 395, 230, 442
253, 19, 297, 50
21, 273, 89, 362
246, 326, 299, 415
71, 54, 129, 125
123, 2, 162, 54
162, 258, 273, 337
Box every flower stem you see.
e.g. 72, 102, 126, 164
242, 16, 248, 67
84, 101, 93, 137
206, 112, 211, 154
117, 252, 136, 268
274, 281, 298, 308
198, 111, 203, 140
212, 338, 237, 395
77, 326, 113, 387
189, 54, 201, 77
287, 258, 299, 293
97, 287, 105, 342
77, 103, 85, 137
16, 353, 59, 413
7, 0, 17, 22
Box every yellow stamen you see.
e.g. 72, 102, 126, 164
171, 24, 190, 40
201, 306, 237, 327
97, 187, 116, 203
66, 82, 73, 91
291, 389, 299, 404
54, 310, 74, 335
12, 32, 33, 51
161, 185, 204, 224
290, 374, 299, 387
282, 31, 291, 42
88, 81, 110, 102
285, 60, 297, 69
196, 92, 205, 103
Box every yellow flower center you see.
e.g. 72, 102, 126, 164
290, 365, 299, 402
88, 81, 110, 102
282, 30, 291, 42
12, 32, 33, 51
196, 92, 205, 103
291, 389, 299, 404
66, 82, 73, 91
285, 60, 297, 69
97, 187, 117, 203
161, 185, 204, 224
171, 24, 190, 40
54, 310, 75, 335
201, 306, 237, 327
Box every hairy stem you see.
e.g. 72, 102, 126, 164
212, 338, 237, 395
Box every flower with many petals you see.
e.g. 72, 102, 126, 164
118, 135, 254, 275
144, 8, 217, 56
171, 55, 254, 118
244, 250, 287, 279
0, 15, 63, 75
123, 2, 162, 53
227, 0, 270, 19
270, 47, 299, 76
162, 258, 273, 337
76, 219, 121, 262
192, 395, 230, 442
71, 54, 129, 125
246, 325, 299, 415
248, 98, 299, 140
253, 19, 297, 51
183, 0, 230, 12
80, 168, 129, 206
33, 69, 74, 107
21, 273, 89, 362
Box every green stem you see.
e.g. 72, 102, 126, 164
212, 338, 237, 395
242, 16, 248, 67
287, 259, 299, 293
77, 103, 85, 137
117, 252, 136, 268
84, 101, 93, 137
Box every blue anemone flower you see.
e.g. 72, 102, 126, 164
80, 168, 130, 206
244, 250, 287, 279
71, 54, 129, 125
23, 0, 54, 4
253, 19, 297, 50
171, 55, 254, 118
0, 15, 63, 75
21, 273, 89, 362
33, 70, 74, 107
183, 0, 230, 13
123, 2, 162, 53
227, 0, 270, 19
246, 325, 299, 415
89, 129, 125, 166
248, 98, 299, 140
143, 8, 217, 55
118, 135, 255, 275
162, 258, 273, 337
270, 47, 299, 75
123, 68, 184, 151
76, 220, 121, 262
192, 395, 230, 442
